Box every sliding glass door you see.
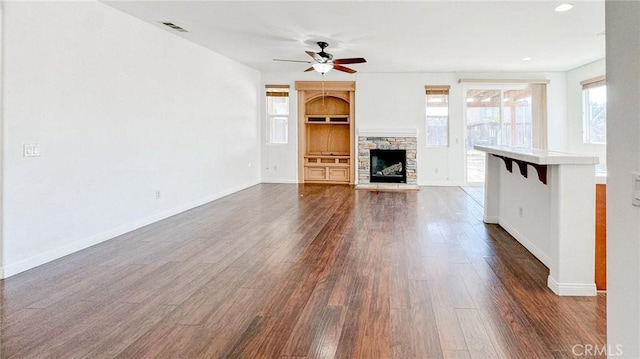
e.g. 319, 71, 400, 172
465, 86, 532, 184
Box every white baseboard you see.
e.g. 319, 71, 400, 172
547, 275, 597, 296
3, 181, 260, 278
498, 218, 596, 297
260, 178, 298, 184
0, 267, 4, 280
499, 219, 551, 268
419, 181, 464, 186
483, 215, 499, 224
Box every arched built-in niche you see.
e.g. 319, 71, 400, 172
296, 82, 355, 184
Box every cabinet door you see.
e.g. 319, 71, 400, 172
328, 168, 349, 182
306, 167, 327, 181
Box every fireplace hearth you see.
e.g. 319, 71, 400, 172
370, 149, 406, 183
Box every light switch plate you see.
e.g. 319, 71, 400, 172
24, 144, 41, 157
632, 172, 640, 207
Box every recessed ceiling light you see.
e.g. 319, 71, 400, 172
555, 3, 574, 12
523, 57, 532, 61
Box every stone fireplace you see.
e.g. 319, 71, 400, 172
357, 129, 417, 186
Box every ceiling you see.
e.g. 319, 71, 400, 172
103, 1, 605, 73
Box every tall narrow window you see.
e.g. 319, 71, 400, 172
425, 85, 450, 146
266, 85, 289, 144
581, 76, 606, 144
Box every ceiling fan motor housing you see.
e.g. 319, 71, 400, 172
316, 42, 333, 61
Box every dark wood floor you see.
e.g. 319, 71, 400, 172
0, 184, 606, 358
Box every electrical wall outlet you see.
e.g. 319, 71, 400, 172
155, 191, 161, 200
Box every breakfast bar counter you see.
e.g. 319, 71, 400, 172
475, 145, 599, 296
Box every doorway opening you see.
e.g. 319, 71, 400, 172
464, 86, 532, 185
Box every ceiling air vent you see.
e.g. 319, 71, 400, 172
161, 22, 188, 33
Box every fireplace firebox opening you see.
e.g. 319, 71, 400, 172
370, 149, 407, 183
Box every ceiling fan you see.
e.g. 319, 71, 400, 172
274, 41, 367, 74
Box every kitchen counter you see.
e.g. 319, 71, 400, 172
475, 145, 599, 296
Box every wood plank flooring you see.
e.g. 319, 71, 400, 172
0, 184, 606, 358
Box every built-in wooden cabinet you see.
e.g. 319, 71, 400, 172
296, 81, 355, 184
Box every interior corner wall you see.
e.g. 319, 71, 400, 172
566, 59, 606, 169
1, 1, 261, 277
545, 72, 569, 152
606, 0, 640, 357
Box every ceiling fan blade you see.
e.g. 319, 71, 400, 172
333, 64, 357, 74
306, 51, 324, 62
333, 57, 367, 65
273, 59, 312, 63
304, 66, 314, 72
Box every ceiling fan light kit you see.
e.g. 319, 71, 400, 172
274, 41, 366, 75
312, 63, 334, 74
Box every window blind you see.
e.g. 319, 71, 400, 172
266, 84, 290, 97
425, 85, 450, 95
581, 76, 606, 90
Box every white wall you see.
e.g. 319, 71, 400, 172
498, 164, 551, 266
606, 1, 640, 357
262, 71, 567, 186
2, 1, 261, 276
566, 59, 606, 170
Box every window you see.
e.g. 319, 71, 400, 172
464, 85, 533, 184
266, 85, 289, 144
425, 85, 450, 146
465, 87, 532, 149
581, 76, 606, 144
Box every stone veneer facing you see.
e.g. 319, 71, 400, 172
358, 136, 417, 185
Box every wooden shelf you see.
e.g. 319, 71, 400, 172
305, 115, 350, 124
305, 153, 350, 158
305, 155, 350, 167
